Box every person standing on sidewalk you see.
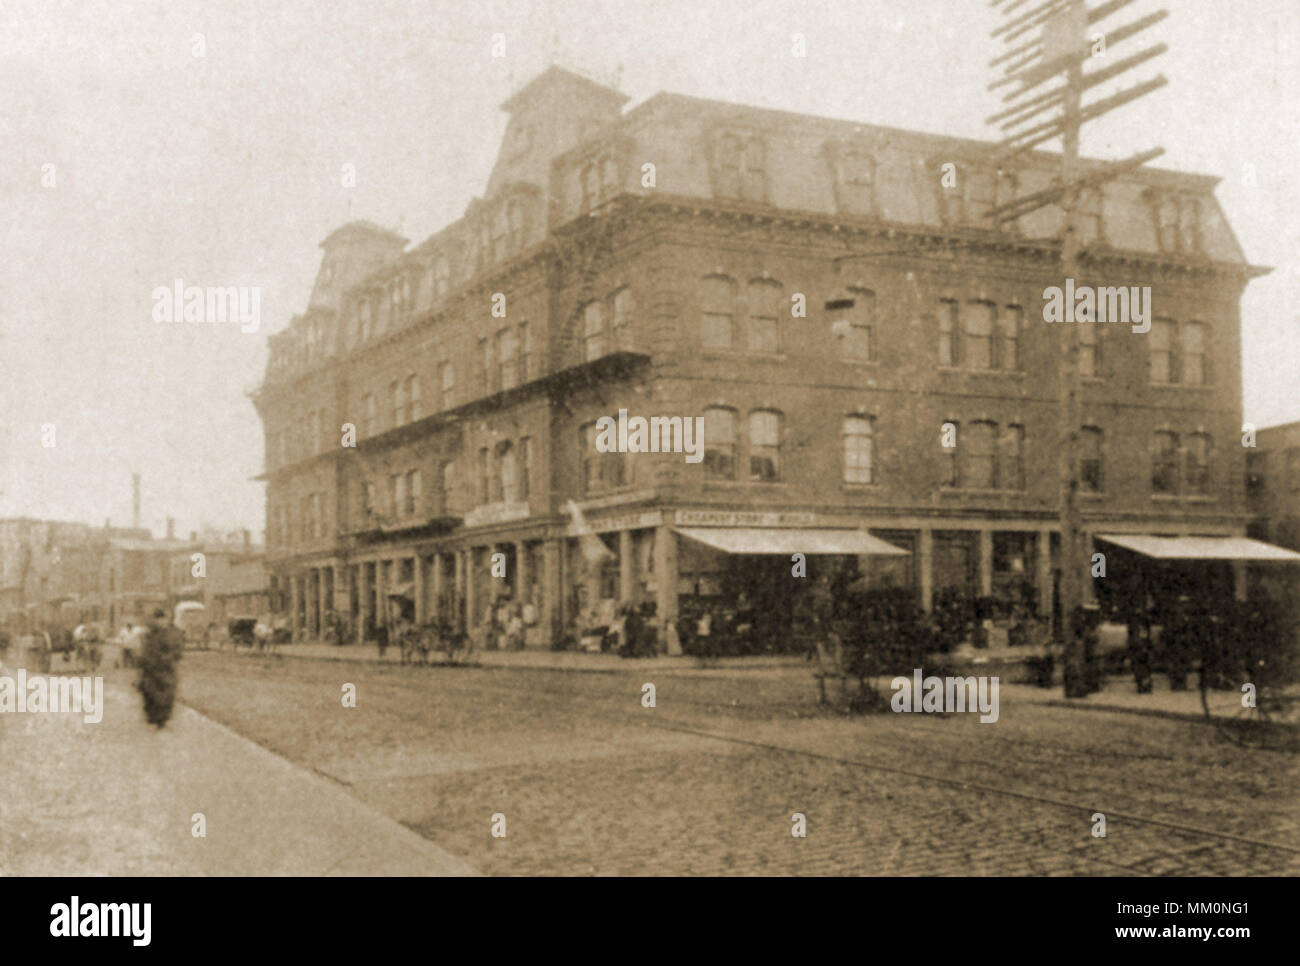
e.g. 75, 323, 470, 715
137, 607, 185, 729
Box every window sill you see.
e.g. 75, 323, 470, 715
936, 366, 1025, 377
1148, 382, 1212, 390
939, 487, 1026, 497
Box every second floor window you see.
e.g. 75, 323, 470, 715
843, 416, 874, 484
746, 280, 781, 354
611, 288, 633, 352
498, 327, 519, 390
1080, 426, 1104, 493
405, 469, 421, 516
828, 289, 875, 361
1182, 322, 1206, 386
703, 407, 737, 480
498, 442, 519, 503
440, 361, 455, 408
1079, 323, 1099, 378
963, 302, 995, 370
1149, 319, 1177, 383
519, 436, 532, 501
748, 410, 781, 481
1152, 431, 1179, 494
1186, 433, 1211, 496
582, 423, 626, 494
583, 301, 604, 361
938, 299, 959, 366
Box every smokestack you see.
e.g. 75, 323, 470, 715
166, 517, 175, 540
132, 474, 141, 530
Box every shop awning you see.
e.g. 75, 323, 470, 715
1096, 534, 1300, 562
675, 527, 909, 556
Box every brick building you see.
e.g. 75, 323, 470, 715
253, 66, 1280, 650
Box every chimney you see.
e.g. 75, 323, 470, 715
132, 474, 141, 530
166, 517, 175, 540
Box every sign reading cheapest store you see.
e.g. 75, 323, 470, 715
675, 510, 819, 527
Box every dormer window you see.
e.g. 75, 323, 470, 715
714, 132, 766, 202
1150, 191, 1202, 254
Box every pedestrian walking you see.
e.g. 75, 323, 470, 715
137, 607, 184, 729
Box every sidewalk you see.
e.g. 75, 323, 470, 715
274, 639, 807, 675
1002, 676, 1211, 722
0, 662, 478, 876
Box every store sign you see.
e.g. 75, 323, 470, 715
675, 510, 819, 527
463, 502, 531, 529
568, 510, 663, 536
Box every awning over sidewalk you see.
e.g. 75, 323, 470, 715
1096, 534, 1300, 562
675, 527, 909, 556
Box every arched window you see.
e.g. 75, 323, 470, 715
703, 407, 737, 480
748, 410, 782, 481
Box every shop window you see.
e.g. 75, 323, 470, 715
1186, 433, 1211, 496
1080, 427, 1104, 493
748, 410, 781, 482
704, 407, 738, 480
1152, 431, 1179, 495
747, 279, 781, 354
701, 275, 735, 350
843, 415, 874, 484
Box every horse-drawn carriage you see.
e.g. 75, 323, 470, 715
395, 618, 475, 666
28, 624, 104, 673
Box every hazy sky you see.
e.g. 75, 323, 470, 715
2, 0, 1296, 538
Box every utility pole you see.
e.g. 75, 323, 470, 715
987, 0, 1167, 697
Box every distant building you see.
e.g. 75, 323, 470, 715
253, 66, 1282, 650
168, 529, 268, 624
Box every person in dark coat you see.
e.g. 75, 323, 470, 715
137, 607, 185, 728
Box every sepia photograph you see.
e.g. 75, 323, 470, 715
1, 0, 1296, 941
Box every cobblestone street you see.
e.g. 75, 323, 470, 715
172, 653, 1299, 876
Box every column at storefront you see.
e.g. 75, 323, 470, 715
430, 551, 444, 623
289, 573, 301, 641
1081, 531, 1096, 604
464, 549, 477, 634
978, 529, 994, 598
454, 550, 466, 632
653, 523, 680, 654
1036, 529, 1053, 619
414, 553, 426, 625
356, 563, 369, 644
514, 541, 528, 602
918, 529, 934, 614
619, 530, 635, 604
376, 559, 387, 631
543, 538, 561, 646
